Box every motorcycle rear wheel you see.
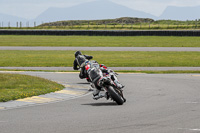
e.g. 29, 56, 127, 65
107, 86, 124, 105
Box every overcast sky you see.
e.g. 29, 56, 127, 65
1, 0, 200, 19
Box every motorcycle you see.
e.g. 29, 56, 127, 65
98, 75, 126, 105
85, 60, 126, 105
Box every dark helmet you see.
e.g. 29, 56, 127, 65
74, 51, 82, 57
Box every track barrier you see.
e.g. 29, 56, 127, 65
1, 30, 200, 36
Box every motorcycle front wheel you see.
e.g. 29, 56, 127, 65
107, 86, 124, 105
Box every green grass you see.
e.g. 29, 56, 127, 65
0, 50, 200, 67
2, 24, 200, 30
0, 73, 64, 102
1, 35, 200, 47
36, 24, 200, 30
2, 18, 200, 30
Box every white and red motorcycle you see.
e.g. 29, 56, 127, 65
85, 60, 126, 105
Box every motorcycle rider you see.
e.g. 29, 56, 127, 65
73, 51, 93, 79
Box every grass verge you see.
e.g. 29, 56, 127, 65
0, 73, 64, 102
0, 51, 200, 67
1, 35, 200, 47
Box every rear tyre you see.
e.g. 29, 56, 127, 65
107, 86, 124, 105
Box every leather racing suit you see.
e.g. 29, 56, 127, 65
73, 54, 93, 79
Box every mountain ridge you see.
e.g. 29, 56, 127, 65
0, 13, 27, 22
35, 0, 156, 22
1, 0, 200, 26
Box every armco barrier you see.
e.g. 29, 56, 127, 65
1, 29, 200, 36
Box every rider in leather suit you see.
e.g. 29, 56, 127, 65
73, 51, 93, 79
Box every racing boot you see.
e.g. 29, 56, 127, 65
93, 89, 103, 100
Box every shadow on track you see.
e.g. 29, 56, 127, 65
82, 102, 118, 106
77, 82, 90, 85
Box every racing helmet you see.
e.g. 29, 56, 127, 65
74, 51, 82, 58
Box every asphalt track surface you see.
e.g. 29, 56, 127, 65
1, 46, 200, 51
1, 72, 200, 133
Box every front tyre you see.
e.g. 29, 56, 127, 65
107, 86, 124, 105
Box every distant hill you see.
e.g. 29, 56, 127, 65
35, 0, 156, 22
159, 6, 200, 20
40, 17, 154, 26
0, 13, 27, 26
